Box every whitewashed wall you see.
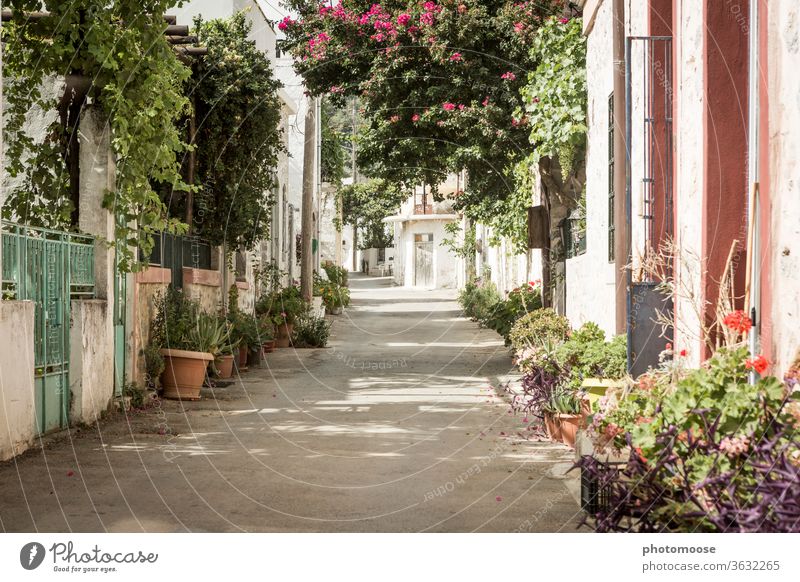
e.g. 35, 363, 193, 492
566, 0, 617, 335
768, 0, 800, 373
672, 0, 706, 366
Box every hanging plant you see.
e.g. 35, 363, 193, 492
2, 1, 193, 272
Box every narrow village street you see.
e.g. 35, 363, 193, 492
0, 275, 581, 533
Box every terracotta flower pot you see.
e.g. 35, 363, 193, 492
544, 413, 563, 442
237, 345, 249, 369
276, 322, 294, 348
559, 414, 584, 449
262, 339, 277, 353
216, 354, 235, 379
161, 348, 214, 401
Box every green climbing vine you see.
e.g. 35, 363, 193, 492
2, 1, 193, 271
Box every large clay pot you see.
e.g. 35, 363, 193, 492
559, 414, 584, 449
161, 348, 214, 401
544, 413, 563, 442
262, 339, 277, 353
216, 354, 234, 379
276, 322, 294, 348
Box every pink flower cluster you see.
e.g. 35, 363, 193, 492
397, 13, 411, 26
308, 31, 331, 59
501, 71, 517, 81
449, 52, 463, 62
277, 15, 295, 31
442, 102, 456, 111
719, 436, 750, 457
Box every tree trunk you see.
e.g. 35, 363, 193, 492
300, 99, 316, 302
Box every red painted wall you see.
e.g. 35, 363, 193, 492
702, 0, 750, 354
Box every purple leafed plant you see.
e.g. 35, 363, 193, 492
513, 361, 569, 420
578, 412, 800, 533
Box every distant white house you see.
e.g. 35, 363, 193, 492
384, 175, 462, 289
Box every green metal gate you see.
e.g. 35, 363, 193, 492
1, 221, 95, 434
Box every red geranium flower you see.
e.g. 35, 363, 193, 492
745, 354, 769, 375
723, 310, 752, 334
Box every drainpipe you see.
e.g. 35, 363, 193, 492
612, 0, 627, 336
745, 0, 761, 383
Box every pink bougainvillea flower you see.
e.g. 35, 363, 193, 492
442, 102, 456, 111
329, 85, 343, 94
482, 96, 490, 107
449, 52, 463, 62
458, 104, 465, 110
501, 71, 517, 81
495, 496, 503, 502
397, 13, 411, 26
559, 17, 570, 24
424, 1, 439, 11
514, 21, 525, 33
411, 113, 421, 122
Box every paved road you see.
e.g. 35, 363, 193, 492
0, 275, 583, 532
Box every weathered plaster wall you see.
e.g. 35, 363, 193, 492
132, 269, 170, 385
0, 302, 36, 461
69, 300, 114, 425
768, 0, 800, 373
567, 0, 617, 336
183, 268, 223, 314
673, 0, 706, 366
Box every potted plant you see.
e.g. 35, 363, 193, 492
214, 319, 239, 379
258, 286, 308, 347
258, 316, 276, 353
151, 288, 214, 401
319, 282, 350, 315
547, 387, 586, 448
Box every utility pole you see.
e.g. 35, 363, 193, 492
300, 98, 316, 302
351, 97, 358, 272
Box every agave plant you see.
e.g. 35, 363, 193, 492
189, 313, 234, 358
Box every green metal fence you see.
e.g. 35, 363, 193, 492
1, 221, 95, 434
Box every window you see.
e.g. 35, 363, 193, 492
235, 250, 247, 282
608, 92, 615, 262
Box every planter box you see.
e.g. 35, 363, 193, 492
581, 378, 624, 411
328, 306, 343, 315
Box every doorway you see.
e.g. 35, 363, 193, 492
414, 233, 433, 288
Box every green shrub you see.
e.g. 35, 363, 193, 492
151, 287, 201, 351
293, 314, 331, 347
458, 278, 501, 322
483, 283, 544, 343
554, 323, 627, 387
508, 308, 570, 351
322, 261, 348, 287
